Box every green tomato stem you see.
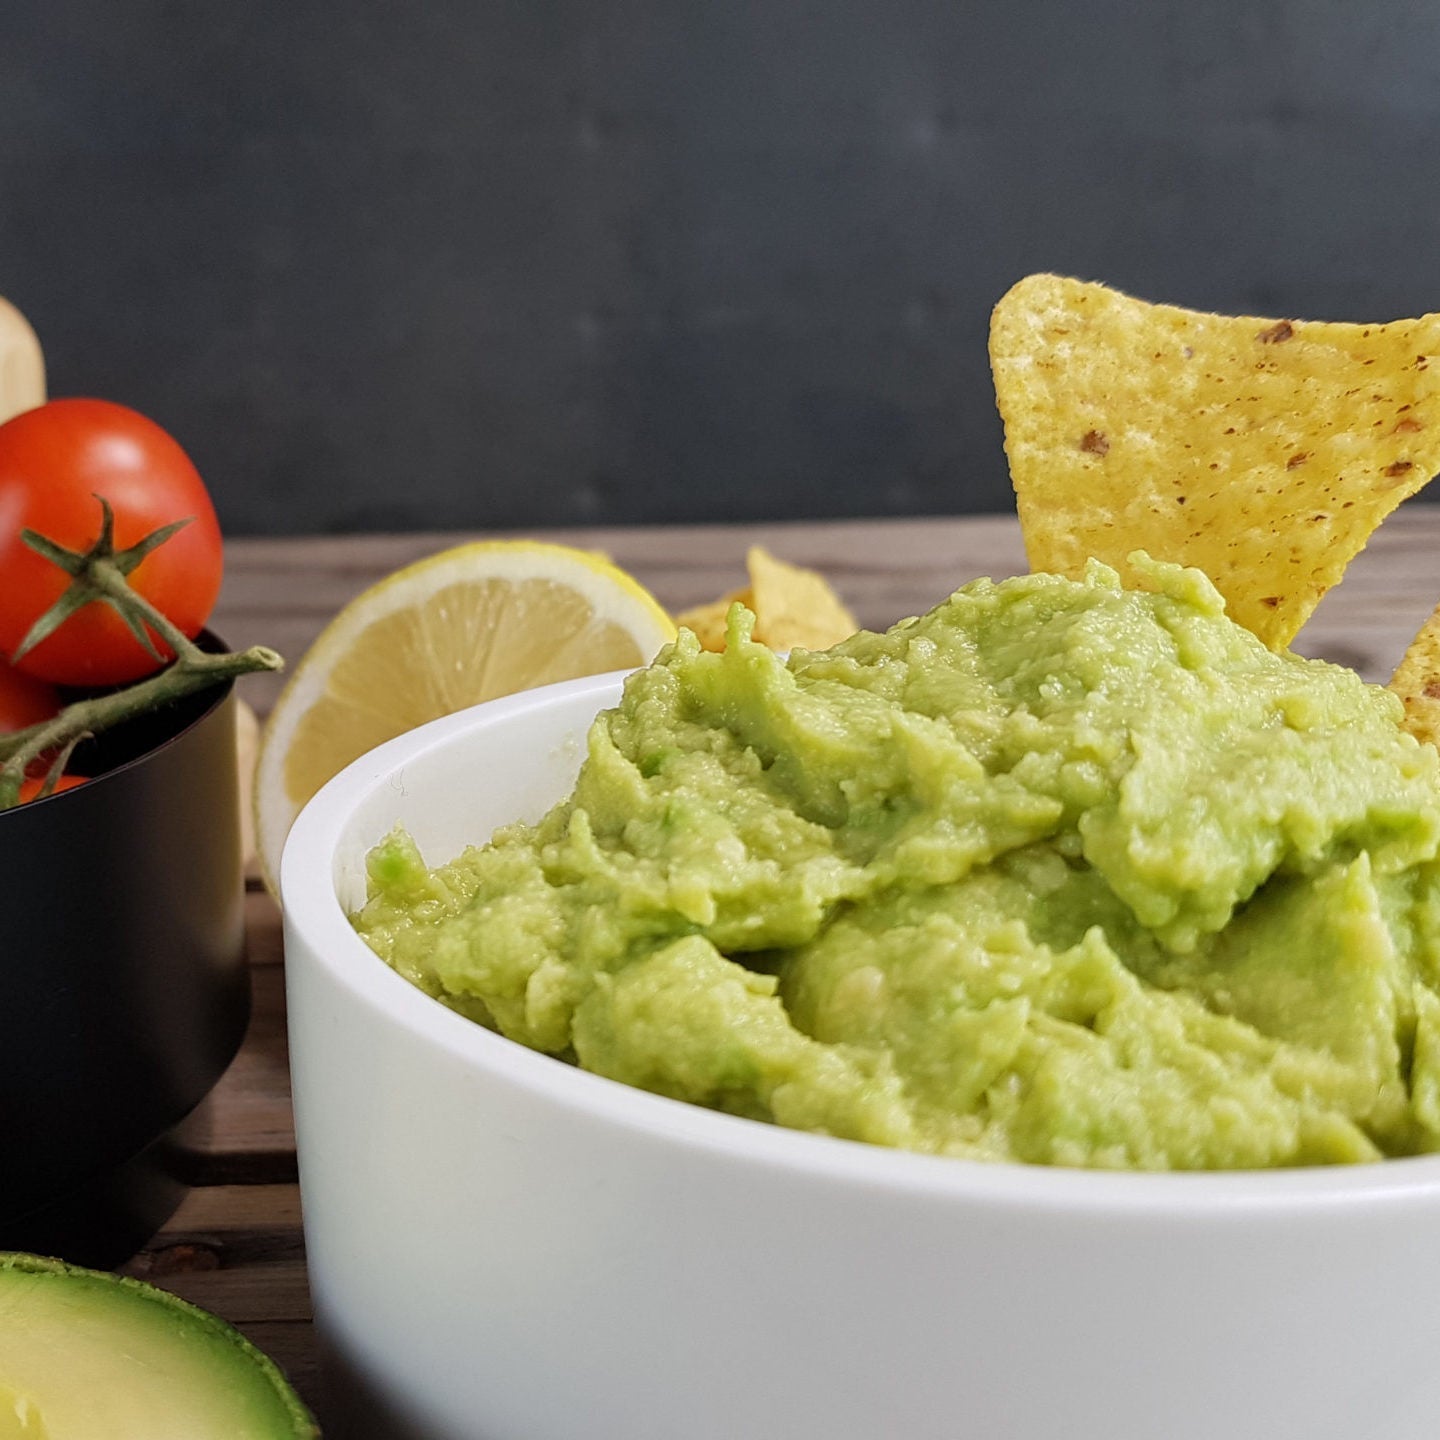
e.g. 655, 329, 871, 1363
0, 503, 283, 811
0, 643, 282, 810
85, 555, 207, 665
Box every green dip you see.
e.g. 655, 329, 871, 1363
353, 556, 1440, 1170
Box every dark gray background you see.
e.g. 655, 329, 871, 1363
4, 1, 1439, 534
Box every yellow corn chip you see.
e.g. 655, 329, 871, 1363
1391, 603, 1440, 747
746, 546, 858, 652
675, 549, 857, 653
677, 591, 749, 652
990, 274, 1440, 648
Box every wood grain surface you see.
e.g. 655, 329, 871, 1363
124, 508, 1440, 1419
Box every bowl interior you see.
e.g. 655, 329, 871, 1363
288, 667, 1440, 1210
329, 672, 616, 914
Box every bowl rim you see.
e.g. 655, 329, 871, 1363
282, 668, 1440, 1216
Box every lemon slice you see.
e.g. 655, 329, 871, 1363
255, 540, 675, 894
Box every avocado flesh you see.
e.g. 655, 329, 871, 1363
0, 1387, 49, 1439
0, 1254, 314, 1439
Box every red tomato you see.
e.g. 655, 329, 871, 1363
0, 399, 223, 685
0, 656, 60, 731
17, 773, 88, 803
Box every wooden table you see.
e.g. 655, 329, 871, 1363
120, 508, 1440, 1419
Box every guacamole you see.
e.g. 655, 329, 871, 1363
353, 557, 1440, 1170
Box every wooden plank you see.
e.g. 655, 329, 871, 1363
130, 1255, 311, 1326
181, 911, 296, 1183
124, 1185, 308, 1323
244, 885, 284, 967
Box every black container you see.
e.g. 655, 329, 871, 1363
0, 648, 248, 1266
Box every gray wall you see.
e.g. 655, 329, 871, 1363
4, 1, 1440, 534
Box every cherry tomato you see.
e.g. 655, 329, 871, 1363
17, 773, 88, 804
0, 657, 60, 732
0, 399, 223, 685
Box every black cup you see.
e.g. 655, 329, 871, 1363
0, 640, 249, 1266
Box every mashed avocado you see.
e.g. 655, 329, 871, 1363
353, 557, 1440, 1170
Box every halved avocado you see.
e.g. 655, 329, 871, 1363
0, 1253, 317, 1438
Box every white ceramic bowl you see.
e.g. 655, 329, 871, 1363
283, 671, 1440, 1440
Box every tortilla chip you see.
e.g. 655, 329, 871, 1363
990, 274, 1440, 648
1391, 604, 1440, 747
675, 549, 858, 653
746, 546, 858, 651
676, 591, 749, 652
